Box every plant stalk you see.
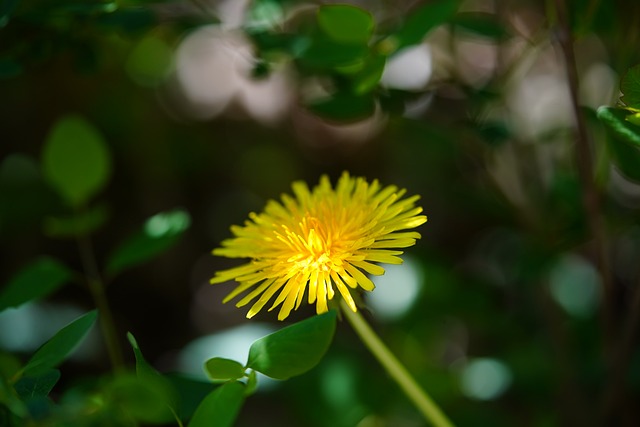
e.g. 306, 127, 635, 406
76, 232, 124, 372
340, 301, 455, 427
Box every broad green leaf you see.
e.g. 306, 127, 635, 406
204, 358, 245, 382
23, 310, 97, 376
297, 36, 369, 71
42, 115, 111, 208
0, 257, 72, 312
14, 369, 60, 399
247, 311, 336, 380
309, 93, 376, 122
621, 64, 640, 109
395, 0, 460, 49
106, 209, 191, 277
188, 382, 245, 427
43, 204, 109, 238
597, 106, 640, 182
105, 374, 175, 424
318, 5, 374, 45
452, 12, 509, 39
353, 54, 386, 95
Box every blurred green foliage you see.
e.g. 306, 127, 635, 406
2, 0, 640, 426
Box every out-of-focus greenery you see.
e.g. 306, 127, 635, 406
2, 0, 640, 426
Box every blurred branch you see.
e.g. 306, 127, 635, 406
552, 0, 617, 419
75, 220, 124, 372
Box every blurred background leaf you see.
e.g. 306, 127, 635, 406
106, 208, 191, 277
0, 257, 72, 311
41, 115, 111, 208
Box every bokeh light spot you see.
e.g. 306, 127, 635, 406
460, 358, 512, 400
365, 255, 422, 321
549, 254, 600, 318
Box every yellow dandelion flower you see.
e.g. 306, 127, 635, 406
210, 172, 427, 320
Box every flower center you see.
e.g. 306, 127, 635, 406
281, 215, 342, 273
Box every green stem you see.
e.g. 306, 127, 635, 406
339, 301, 455, 427
76, 232, 124, 372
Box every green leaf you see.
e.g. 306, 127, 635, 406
452, 12, 509, 39
395, 0, 460, 49
42, 115, 111, 208
597, 106, 640, 145
352, 54, 386, 95
0, 257, 72, 312
247, 311, 336, 380
626, 111, 640, 126
309, 93, 376, 122
106, 374, 175, 424
106, 208, 191, 277
597, 106, 640, 182
204, 358, 246, 382
188, 382, 245, 427
14, 369, 60, 400
126, 333, 180, 423
43, 203, 109, 238
621, 64, 640, 109
317, 5, 374, 45
127, 332, 162, 381
297, 36, 369, 71
23, 310, 97, 376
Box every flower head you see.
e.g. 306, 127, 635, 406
210, 172, 427, 320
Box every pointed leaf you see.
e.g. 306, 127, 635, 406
0, 257, 72, 312
247, 311, 336, 380
14, 369, 60, 399
106, 209, 191, 277
597, 106, 640, 182
597, 106, 640, 145
318, 5, 374, 45
188, 382, 245, 427
23, 310, 97, 376
127, 332, 162, 381
42, 115, 111, 208
621, 64, 640, 109
204, 358, 246, 382
127, 332, 179, 415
